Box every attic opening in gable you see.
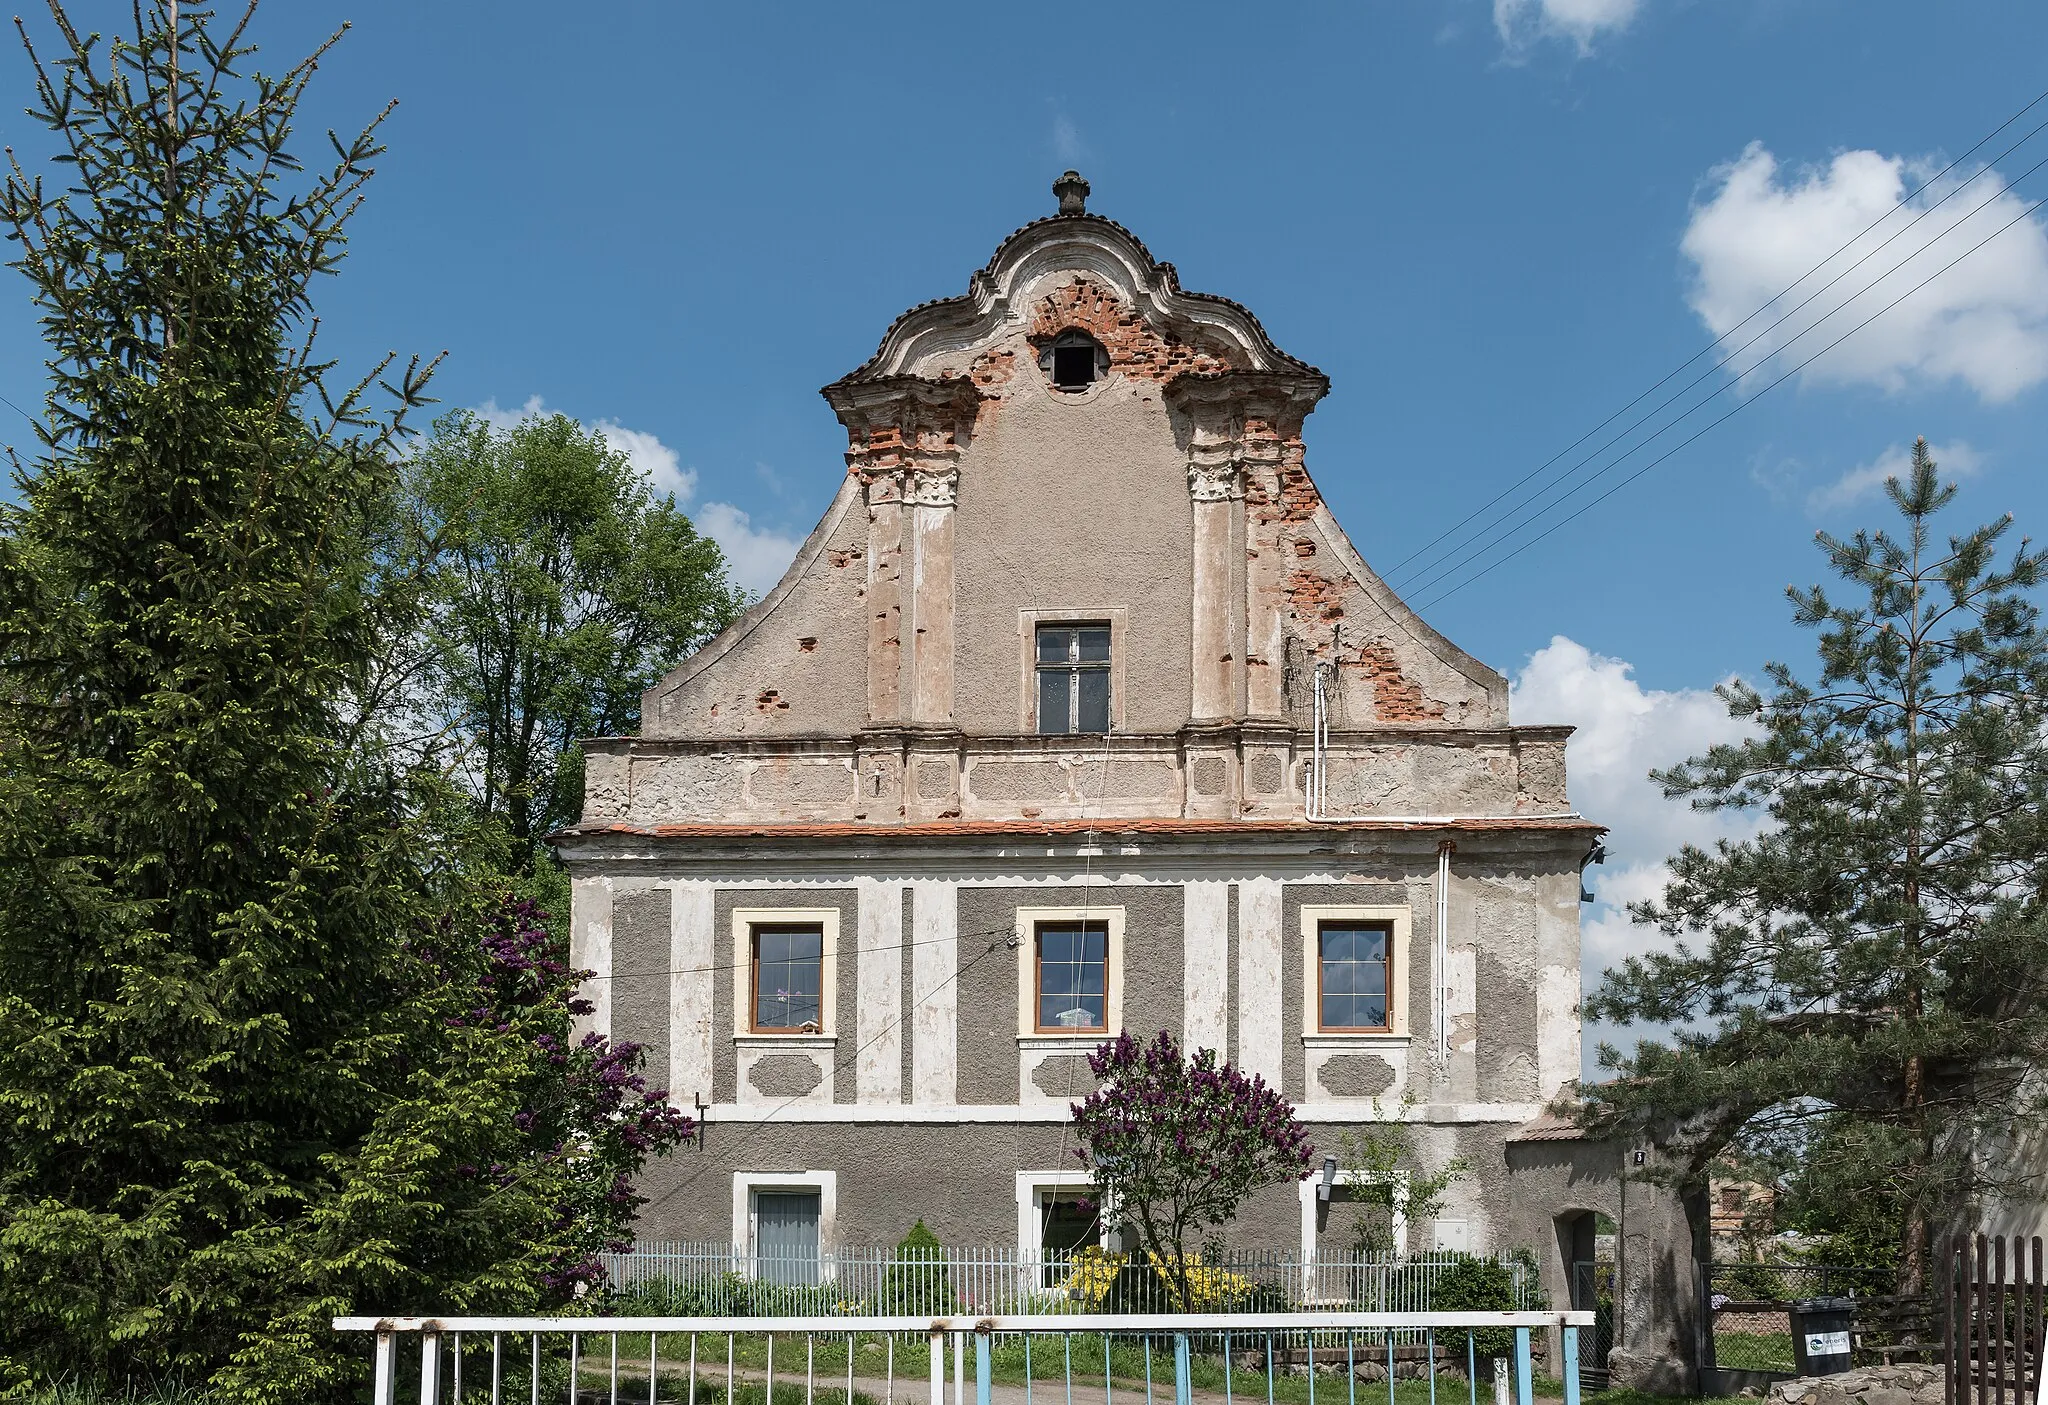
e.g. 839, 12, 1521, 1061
1041, 329, 1107, 391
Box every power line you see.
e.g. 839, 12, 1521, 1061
1408, 185, 2048, 613
636, 932, 1013, 1214
1380, 81, 2048, 588
1389, 120, 2048, 597
1398, 145, 2048, 604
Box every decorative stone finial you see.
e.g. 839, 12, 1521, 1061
1053, 169, 1090, 216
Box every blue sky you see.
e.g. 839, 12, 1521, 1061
5, 1, 2048, 1051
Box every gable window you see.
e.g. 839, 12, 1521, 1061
1043, 329, 1106, 391
1036, 623, 1111, 734
752, 923, 824, 1032
1317, 920, 1392, 1032
1035, 920, 1109, 1032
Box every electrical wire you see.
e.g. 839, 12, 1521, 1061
1380, 80, 2048, 586
1390, 128, 2048, 596
635, 931, 1014, 1214
1399, 148, 2048, 604
1408, 183, 2048, 612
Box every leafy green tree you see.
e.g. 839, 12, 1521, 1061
405, 410, 745, 861
1332, 1097, 1470, 1258
1582, 442, 2048, 1298
0, 6, 686, 1398
1070, 1031, 1314, 1309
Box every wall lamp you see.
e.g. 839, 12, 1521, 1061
1318, 1155, 1338, 1202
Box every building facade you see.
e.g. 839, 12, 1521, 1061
556, 173, 1696, 1381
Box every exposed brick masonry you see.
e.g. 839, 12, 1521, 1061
1354, 642, 1446, 722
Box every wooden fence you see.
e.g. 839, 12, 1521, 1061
1945, 1234, 2046, 1405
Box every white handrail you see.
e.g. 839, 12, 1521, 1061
335, 1309, 1593, 1333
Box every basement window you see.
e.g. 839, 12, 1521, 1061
1042, 330, 1106, 391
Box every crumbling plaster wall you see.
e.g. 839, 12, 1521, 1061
640, 478, 872, 740
949, 293, 1197, 736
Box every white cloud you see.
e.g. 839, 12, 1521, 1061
474, 398, 805, 597
475, 395, 699, 505
1682, 144, 2048, 402
1510, 636, 1762, 1075
1806, 438, 1981, 516
1493, 0, 1639, 54
695, 501, 804, 598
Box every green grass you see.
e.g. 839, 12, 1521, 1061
1709, 1331, 1795, 1372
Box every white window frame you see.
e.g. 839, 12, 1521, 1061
1017, 608, 1127, 733
1300, 903, 1410, 1040
1016, 904, 1125, 1040
1300, 1168, 1411, 1273
1013, 1169, 1107, 1258
733, 906, 839, 1038
733, 1170, 837, 1270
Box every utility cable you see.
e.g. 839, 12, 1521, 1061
1381, 81, 2048, 586
1408, 184, 2048, 612
1400, 146, 2048, 603
636, 933, 1013, 1214
1389, 123, 2048, 595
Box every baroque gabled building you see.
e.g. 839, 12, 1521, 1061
554, 172, 1696, 1385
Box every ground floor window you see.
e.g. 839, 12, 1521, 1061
735, 1171, 835, 1286
754, 1190, 821, 1285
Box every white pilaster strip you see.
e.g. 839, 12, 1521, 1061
1183, 879, 1230, 1056
570, 874, 613, 1042
909, 879, 958, 1105
1237, 876, 1284, 1084
669, 881, 715, 1105
856, 878, 907, 1102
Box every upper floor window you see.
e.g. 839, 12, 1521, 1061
1317, 919, 1392, 1033
1035, 920, 1109, 1032
1036, 623, 1111, 734
1042, 329, 1106, 391
752, 923, 825, 1032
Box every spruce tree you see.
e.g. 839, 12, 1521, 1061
1582, 442, 2048, 1298
0, 6, 687, 1396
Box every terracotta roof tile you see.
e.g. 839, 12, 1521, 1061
556, 815, 1603, 842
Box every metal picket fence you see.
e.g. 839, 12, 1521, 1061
337, 1307, 1593, 1405
599, 1244, 1535, 1318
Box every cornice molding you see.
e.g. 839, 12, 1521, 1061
822, 215, 1328, 392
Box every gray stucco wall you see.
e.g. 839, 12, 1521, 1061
707, 886, 858, 1103
1278, 878, 1430, 1103
952, 375, 1195, 735
955, 883, 1185, 1104
614, 888, 672, 1090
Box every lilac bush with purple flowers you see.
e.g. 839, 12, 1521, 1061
1070, 1030, 1314, 1309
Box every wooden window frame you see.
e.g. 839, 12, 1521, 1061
1314, 918, 1394, 1034
1014, 905, 1124, 1039
1031, 919, 1112, 1036
1297, 902, 1410, 1041
1033, 621, 1113, 736
731, 906, 839, 1039
749, 922, 827, 1034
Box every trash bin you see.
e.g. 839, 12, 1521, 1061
1790, 1296, 1855, 1376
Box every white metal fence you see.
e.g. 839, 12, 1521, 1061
335, 1308, 1594, 1405
599, 1244, 1536, 1318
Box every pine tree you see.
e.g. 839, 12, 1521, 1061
0, 6, 687, 1396
1582, 442, 2048, 1298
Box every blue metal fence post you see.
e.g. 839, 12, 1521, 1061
1175, 1334, 1193, 1405
1563, 1327, 1581, 1405
977, 1329, 992, 1405
1513, 1328, 1532, 1405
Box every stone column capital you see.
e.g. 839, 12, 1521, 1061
905, 465, 958, 508
1187, 456, 1243, 502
